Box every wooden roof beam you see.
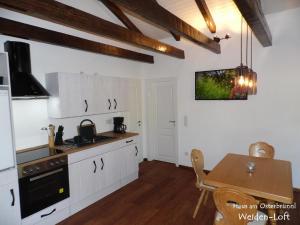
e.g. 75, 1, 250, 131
233, 0, 272, 47
111, 0, 220, 53
0, 0, 185, 58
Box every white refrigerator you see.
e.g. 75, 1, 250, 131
0, 87, 15, 171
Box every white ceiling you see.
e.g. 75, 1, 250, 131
118, 0, 300, 40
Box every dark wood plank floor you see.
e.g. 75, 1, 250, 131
59, 160, 300, 225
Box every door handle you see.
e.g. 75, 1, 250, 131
41, 208, 56, 218
114, 98, 117, 110
135, 146, 138, 156
101, 158, 104, 170
169, 120, 176, 123
84, 99, 88, 112
10, 189, 15, 206
93, 160, 97, 173
126, 140, 133, 144
108, 99, 111, 110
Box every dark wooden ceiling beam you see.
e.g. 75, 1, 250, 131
0, 17, 154, 63
233, 0, 272, 47
195, 0, 216, 33
99, 0, 142, 34
0, 0, 184, 59
111, 0, 220, 53
100, 0, 180, 41
170, 32, 181, 41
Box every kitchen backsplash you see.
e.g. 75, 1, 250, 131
12, 99, 130, 150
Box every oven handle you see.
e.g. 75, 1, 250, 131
41, 208, 56, 218
29, 168, 64, 182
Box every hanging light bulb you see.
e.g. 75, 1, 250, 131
236, 17, 248, 97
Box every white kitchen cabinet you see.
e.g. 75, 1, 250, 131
46, 73, 82, 118
80, 74, 98, 115
0, 169, 21, 225
68, 136, 139, 215
103, 149, 121, 188
120, 144, 139, 186
47, 73, 132, 118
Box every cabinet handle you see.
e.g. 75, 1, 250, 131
108, 99, 111, 110
101, 158, 104, 170
84, 99, 88, 112
93, 160, 97, 173
135, 146, 138, 156
126, 140, 133, 144
10, 189, 15, 206
41, 208, 56, 218
114, 98, 117, 110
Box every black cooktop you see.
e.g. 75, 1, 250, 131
64, 135, 116, 147
16, 147, 63, 165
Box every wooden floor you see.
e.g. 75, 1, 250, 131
59, 160, 300, 225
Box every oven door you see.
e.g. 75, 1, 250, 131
19, 165, 69, 219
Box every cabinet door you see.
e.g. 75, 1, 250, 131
126, 145, 139, 176
103, 150, 121, 188
79, 157, 101, 200
59, 73, 82, 117
0, 181, 21, 225
80, 74, 97, 115
101, 77, 115, 113
94, 76, 106, 114
116, 78, 129, 112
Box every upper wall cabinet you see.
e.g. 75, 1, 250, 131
46, 73, 130, 118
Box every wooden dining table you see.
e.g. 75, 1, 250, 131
204, 153, 293, 225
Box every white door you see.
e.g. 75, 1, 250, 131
148, 79, 177, 164
128, 79, 143, 162
0, 89, 15, 170
0, 181, 21, 225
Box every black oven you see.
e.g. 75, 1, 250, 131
19, 163, 69, 218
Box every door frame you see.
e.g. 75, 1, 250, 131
145, 77, 179, 166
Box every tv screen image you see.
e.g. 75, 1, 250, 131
195, 69, 248, 100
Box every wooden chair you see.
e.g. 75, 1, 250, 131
191, 149, 215, 218
249, 142, 275, 159
213, 187, 267, 225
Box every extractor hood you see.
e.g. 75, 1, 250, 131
4, 41, 49, 99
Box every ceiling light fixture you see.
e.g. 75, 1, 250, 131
213, 33, 231, 43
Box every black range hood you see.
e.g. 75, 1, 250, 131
4, 41, 49, 99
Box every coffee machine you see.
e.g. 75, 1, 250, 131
113, 117, 127, 133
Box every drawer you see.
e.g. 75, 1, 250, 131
119, 136, 138, 148
22, 199, 69, 225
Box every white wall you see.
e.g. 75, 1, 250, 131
142, 8, 300, 188
0, 0, 146, 149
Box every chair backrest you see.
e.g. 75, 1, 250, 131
213, 188, 259, 225
249, 142, 275, 159
191, 149, 206, 187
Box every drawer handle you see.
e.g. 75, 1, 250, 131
10, 189, 15, 206
135, 146, 138, 156
101, 158, 104, 170
93, 160, 97, 173
41, 208, 56, 218
126, 140, 133, 144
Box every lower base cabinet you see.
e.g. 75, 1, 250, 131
69, 137, 139, 215
0, 169, 21, 225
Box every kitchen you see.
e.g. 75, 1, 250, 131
1, 0, 300, 225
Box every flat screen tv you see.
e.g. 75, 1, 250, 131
195, 68, 248, 100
